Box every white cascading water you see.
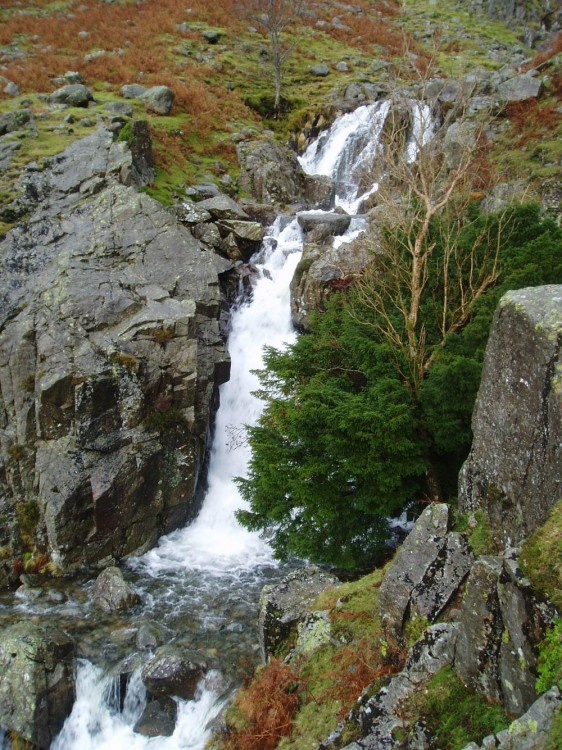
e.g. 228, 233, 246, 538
48, 98, 430, 750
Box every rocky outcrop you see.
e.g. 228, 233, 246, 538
176, 194, 265, 262
340, 624, 458, 750
0, 126, 230, 580
464, 687, 562, 750
378, 504, 474, 636
290, 230, 369, 332
453, 550, 557, 716
459, 286, 562, 548
258, 567, 338, 661
0, 621, 75, 748
236, 135, 334, 209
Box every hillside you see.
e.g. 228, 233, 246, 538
1, 0, 561, 226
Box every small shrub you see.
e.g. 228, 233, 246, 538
151, 327, 174, 345
109, 351, 139, 373
144, 407, 188, 433
20, 374, 35, 392
15, 499, 40, 550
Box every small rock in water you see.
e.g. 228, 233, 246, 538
92, 566, 141, 614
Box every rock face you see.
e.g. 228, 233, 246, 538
459, 286, 562, 548
236, 135, 334, 208
0, 622, 75, 748
340, 624, 458, 750
258, 567, 338, 661
453, 552, 557, 716
0, 126, 230, 580
377, 504, 474, 635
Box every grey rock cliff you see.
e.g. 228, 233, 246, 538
459, 286, 562, 548
0, 126, 230, 581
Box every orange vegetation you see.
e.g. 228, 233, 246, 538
223, 659, 305, 750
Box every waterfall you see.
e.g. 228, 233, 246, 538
49, 97, 429, 750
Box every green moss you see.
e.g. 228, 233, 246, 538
15, 499, 40, 551
454, 509, 500, 556
545, 708, 562, 750
398, 665, 511, 749
144, 407, 189, 433
520, 500, 562, 610
536, 619, 562, 694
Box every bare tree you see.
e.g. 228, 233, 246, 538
348, 91, 512, 396
237, 0, 305, 114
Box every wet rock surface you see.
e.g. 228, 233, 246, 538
141, 648, 207, 701
92, 566, 141, 614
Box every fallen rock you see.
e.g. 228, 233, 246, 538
0, 621, 75, 748
196, 194, 250, 220
311, 64, 330, 77
121, 83, 147, 99
141, 85, 175, 115
92, 566, 140, 613
297, 211, 351, 236
0, 108, 33, 136
496, 74, 542, 102
48, 83, 94, 107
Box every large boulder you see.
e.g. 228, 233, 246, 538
258, 567, 338, 661
459, 286, 562, 548
0, 621, 75, 748
140, 85, 175, 116
0, 127, 230, 578
47, 84, 93, 107
236, 136, 306, 206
